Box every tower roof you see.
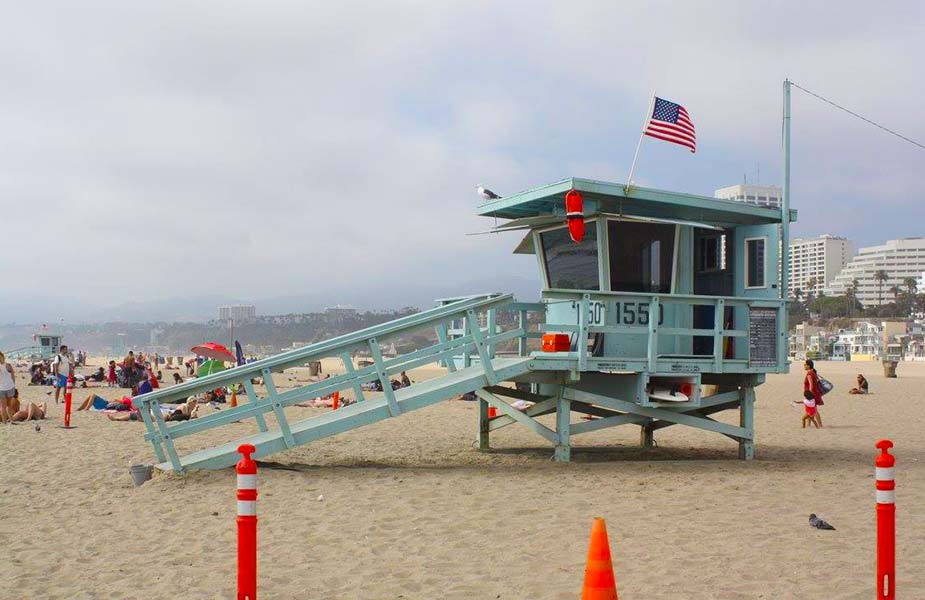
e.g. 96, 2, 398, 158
477, 177, 797, 227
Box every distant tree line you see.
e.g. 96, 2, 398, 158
789, 271, 923, 325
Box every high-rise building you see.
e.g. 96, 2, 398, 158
714, 184, 782, 209
826, 238, 925, 306
218, 304, 257, 323
788, 235, 853, 298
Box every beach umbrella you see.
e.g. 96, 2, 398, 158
190, 342, 236, 363
198, 359, 227, 377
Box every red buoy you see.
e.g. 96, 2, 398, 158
565, 189, 585, 243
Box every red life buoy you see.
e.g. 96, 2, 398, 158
565, 189, 584, 243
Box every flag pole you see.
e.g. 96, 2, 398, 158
625, 92, 656, 192
781, 79, 791, 301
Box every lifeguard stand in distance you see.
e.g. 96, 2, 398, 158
134, 177, 793, 473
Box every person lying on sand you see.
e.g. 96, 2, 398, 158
10, 401, 47, 422
295, 395, 354, 408
107, 398, 198, 422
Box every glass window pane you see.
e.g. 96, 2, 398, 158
747, 238, 766, 287
540, 224, 599, 290
608, 221, 675, 293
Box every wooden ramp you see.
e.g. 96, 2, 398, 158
155, 357, 532, 472
133, 293, 549, 473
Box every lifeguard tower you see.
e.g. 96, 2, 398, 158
7, 331, 63, 361
135, 177, 793, 473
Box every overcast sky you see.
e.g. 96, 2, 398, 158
2, 2, 924, 319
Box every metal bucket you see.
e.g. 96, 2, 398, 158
130, 464, 153, 487
308, 360, 322, 376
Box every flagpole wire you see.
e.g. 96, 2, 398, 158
790, 81, 925, 151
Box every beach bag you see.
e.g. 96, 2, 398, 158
818, 376, 834, 396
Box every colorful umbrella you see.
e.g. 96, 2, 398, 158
197, 359, 227, 377
190, 342, 236, 363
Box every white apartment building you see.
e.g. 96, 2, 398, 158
788, 235, 853, 298
218, 304, 257, 322
827, 238, 925, 307
714, 184, 782, 209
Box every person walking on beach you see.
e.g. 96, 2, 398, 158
802, 359, 823, 428
0, 351, 16, 423
52, 345, 74, 404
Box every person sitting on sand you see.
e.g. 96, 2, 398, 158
10, 401, 48, 422
848, 374, 869, 395
400, 371, 411, 388
136, 375, 153, 396
85, 367, 105, 382
173, 372, 184, 385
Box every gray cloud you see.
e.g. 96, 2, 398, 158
1, 1, 923, 320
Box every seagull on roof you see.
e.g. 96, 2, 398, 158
477, 186, 501, 200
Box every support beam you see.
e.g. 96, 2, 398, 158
368, 338, 401, 416
739, 387, 756, 460
648, 400, 741, 432
478, 397, 490, 451
243, 379, 269, 432
474, 389, 558, 444
467, 309, 498, 385
640, 421, 655, 448
562, 388, 752, 441
340, 352, 366, 403
555, 394, 571, 462
488, 396, 558, 431
435, 324, 457, 373
263, 369, 296, 448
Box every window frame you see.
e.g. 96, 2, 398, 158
604, 217, 679, 294
744, 236, 768, 289
535, 218, 602, 291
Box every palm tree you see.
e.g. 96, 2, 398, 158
846, 278, 859, 318
793, 287, 803, 302
805, 277, 818, 303
874, 270, 889, 306
903, 276, 918, 296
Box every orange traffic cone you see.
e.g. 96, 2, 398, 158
581, 517, 618, 600
230, 388, 238, 408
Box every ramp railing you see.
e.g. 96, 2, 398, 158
135, 293, 533, 471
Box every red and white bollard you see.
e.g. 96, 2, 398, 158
62, 375, 75, 429
875, 439, 896, 600
237, 444, 258, 600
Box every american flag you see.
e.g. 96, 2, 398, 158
644, 97, 696, 153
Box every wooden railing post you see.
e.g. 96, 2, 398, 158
713, 298, 726, 371
647, 296, 660, 372
578, 294, 590, 372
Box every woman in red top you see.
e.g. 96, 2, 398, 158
803, 359, 823, 428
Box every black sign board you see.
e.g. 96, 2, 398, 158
748, 307, 778, 367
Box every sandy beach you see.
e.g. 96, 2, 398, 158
1, 358, 922, 599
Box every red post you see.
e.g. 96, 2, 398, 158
237, 444, 258, 600
64, 375, 74, 428
875, 439, 895, 600
332, 391, 340, 411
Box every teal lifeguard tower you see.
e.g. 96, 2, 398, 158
7, 331, 63, 361
136, 177, 793, 473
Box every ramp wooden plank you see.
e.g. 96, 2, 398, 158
158, 358, 533, 472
